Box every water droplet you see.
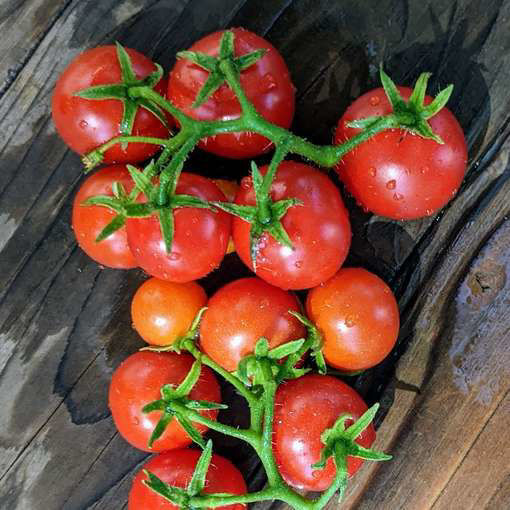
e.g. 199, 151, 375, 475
369, 96, 380, 106
426, 208, 433, 216
79, 120, 88, 129
421, 165, 430, 174
169, 252, 180, 261
386, 179, 396, 190
241, 176, 253, 190
393, 192, 404, 201
133, 417, 140, 425
262, 73, 277, 91
369, 167, 377, 177
260, 298, 270, 309
294, 260, 303, 268
345, 316, 355, 327
404, 168, 411, 175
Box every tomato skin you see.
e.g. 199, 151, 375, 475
126, 174, 231, 282
128, 449, 247, 510
131, 278, 207, 346
273, 374, 375, 491
233, 162, 351, 290
334, 86, 467, 220
213, 179, 239, 254
306, 268, 399, 371
72, 165, 137, 268
52, 46, 169, 163
168, 28, 295, 159
109, 352, 221, 452
200, 277, 305, 372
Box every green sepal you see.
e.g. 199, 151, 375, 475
143, 470, 190, 506
146, 411, 173, 448
74, 84, 127, 100
81, 195, 123, 212
95, 214, 126, 242
116, 41, 137, 83
213, 202, 258, 222
235, 49, 267, 71
124, 202, 155, 217
188, 440, 213, 495
192, 72, 225, 108
267, 338, 305, 360
176, 412, 206, 448
174, 359, 202, 398
158, 207, 175, 253
352, 66, 454, 144
220, 31, 235, 59
312, 403, 391, 471
184, 400, 228, 411
176, 50, 217, 71
289, 311, 327, 374
171, 194, 216, 210
120, 99, 138, 139
126, 164, 153, 199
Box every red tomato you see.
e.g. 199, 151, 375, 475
200, 277, 305, 372
273, 374, 375, 491
306, 268, 399, 371
128, 449, 246, 510
126, 174, 231, 282
131, 278, 207, 346
52, 46, 169, 163
334, 86, 467, 220
109, 352, 221, 452
72, 165, 137, 268
233, 162, 351, 290
168, 28, 295, 159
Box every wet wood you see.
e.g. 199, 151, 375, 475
0, 0, 509, 509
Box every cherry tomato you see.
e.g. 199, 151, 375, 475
131, 278, 207, 346
200, 277, 305, 372
72, 165, 137, 268
128, 449, 247, 510
214, 179, 239, 254
126, 174, 231, 282
273, 374, 375, 491
109, 351, 221, 452
306, 268, 399, 371
334, 86, 467, 220
52, 45, 169, 163
233, 162, 351, 290
168, 28, 295, 159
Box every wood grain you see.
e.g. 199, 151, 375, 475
0, 0, 509, 509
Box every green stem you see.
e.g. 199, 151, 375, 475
314, 443, 349, 508
219, 59, 258, 119
183, 340, 258, 406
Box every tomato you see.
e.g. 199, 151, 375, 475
52, 45, 169, 163
306, 268, 399, 371
233, 162, 351, 290
131, 278, 207, 346
334, 86, 467, 220
128, 449, 247, 510
126, 174, 231, 282
168, 28, 295, 159
273, 374, 375, 491
214, 179, 239, 254
72, 165, 137, 268
109, 352, 221, 452
200, 277, 305, 372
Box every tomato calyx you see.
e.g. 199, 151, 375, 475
176, 30, 267, 109
348, 66, 453, 144
143, 439, 217, 508
142, 359, 227, 449
215, 156, 302, 270
75, 43, 169, 144
312, 403, 391, 502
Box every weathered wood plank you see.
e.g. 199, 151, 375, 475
0, 0, 70, 97
431, 391, 510, 509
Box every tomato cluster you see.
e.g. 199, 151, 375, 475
52, 25, 467, 510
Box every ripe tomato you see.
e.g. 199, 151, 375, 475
213, 179, 239, 254
131, 278, 207, 346
306, 268, 399, 371
72, 165, 137, 268
109, 352, 221, 452
128, 449, 247, 510
126, 174, 231, 282
334, 86, 467, 220
233, 162, 351, 290
52, 46, 169, 163
273, 374, 375, 491
168, 28, 295, 159
200, 277, 305, 372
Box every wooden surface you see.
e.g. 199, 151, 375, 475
0, 1, 509, 509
